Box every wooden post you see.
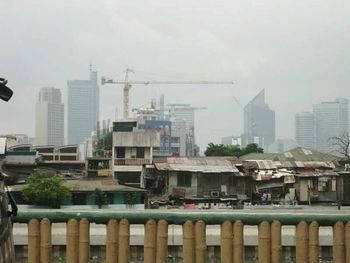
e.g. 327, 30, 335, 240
144, 219, 157, 263
296, 221, 308, 263
28, 219, 40, 263
258, 221, 270, 263
106, 219, 119, 263
40, 218, 51, 263
118, 219, 130, 263
220, 221, 232, 263
183, 221, 195, 263
79, 218, 90, 263
233, 220, 244, 263
156, 220, 168, 263
195, 220, 206, 263
67, 219, 79, 263
333, 221, 345, 263
308, 221, 319, 263
271, 221, 281, 263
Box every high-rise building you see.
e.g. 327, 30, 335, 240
166, 104, 197, 156
243, 89, 275, 149
67, 71, 99, 145
35, 87, 64, 146
295, 112, 316, 149
313, 98, 349, 153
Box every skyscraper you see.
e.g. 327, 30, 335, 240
243, 89, 275, 149
166, 104, 197, 156
67, 71, 99, 145
295, 112, 316, 149
313, 98, 349, 153
35, 87, 64, 146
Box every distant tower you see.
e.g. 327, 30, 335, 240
159, 94, 165, 120
35, 87, 64, 146
243, 89, 275, 149
295, 112, 316, 149
313, 98, 349, 153
166, 104, 197, 156
67, 70, 99, 145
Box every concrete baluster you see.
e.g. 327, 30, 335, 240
28, 219, 40, 263
258, 221, 271, 263
195, 220, 206, 263
220, 221, 232, 263
345, 221, 350, 263
183, 221, 195, 263
144, 219, 157, 263
40, 218, 52, 263
67, 219, 79, 263
106, 219, 119, 263
233, 220, 244, 263
333, 221, 345, 263
271, 221, 281, 263
79, 218, 90, 263
118, 219, 130, 263
296, 221, 308, 263
308, 221, 319, 263
156, 220, 168, 263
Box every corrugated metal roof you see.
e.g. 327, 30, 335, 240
10, 179, 145, 192
241, 147, 339, 162
153, 157, 239, 173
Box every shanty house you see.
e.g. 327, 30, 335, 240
145, 157, 251, 204
241, 147, 340, 204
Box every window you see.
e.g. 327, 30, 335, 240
136, 147, 145, 158
177, 172, 192, 187
106, 193, 114, 204
116, 147, 125, 158
72, 193, 87, 205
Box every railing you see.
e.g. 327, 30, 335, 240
12, 210, 350, 263
114, 158, 151, 165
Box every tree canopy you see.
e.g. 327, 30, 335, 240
328, 132, 350, 162
22, 169, 71, 208
204, 143, 263, 157
93, 188, 109, 208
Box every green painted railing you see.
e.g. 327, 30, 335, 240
12, 209, 350, 226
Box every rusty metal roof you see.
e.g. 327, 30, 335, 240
153, 157, 239, 173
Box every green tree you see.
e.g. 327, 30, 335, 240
240, 143, 264, 156
204, 143, 263, 157
22, 169, 71, 208
204, 143, 241, 156
124, 192, 137, 207
93, 188, 109, 208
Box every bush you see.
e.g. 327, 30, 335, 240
22, 169, 71, 208
93, 188, 109, 208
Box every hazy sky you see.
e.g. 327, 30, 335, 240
1, 0, 350, 150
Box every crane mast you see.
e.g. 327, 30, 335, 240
101, 69, 234, 119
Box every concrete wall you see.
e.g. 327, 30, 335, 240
168, 171, 198, 197
113, 131, 160, 147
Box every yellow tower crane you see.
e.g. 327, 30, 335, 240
101, 68, 234, 119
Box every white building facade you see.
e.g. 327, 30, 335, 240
313, 98, 349, 153
295, 112, 316, 149
35, 87, 64, 146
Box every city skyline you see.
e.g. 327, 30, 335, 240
1, 1, 350, 150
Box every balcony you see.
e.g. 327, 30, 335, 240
12, 209, 350, 263
114, 158, 151, 166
